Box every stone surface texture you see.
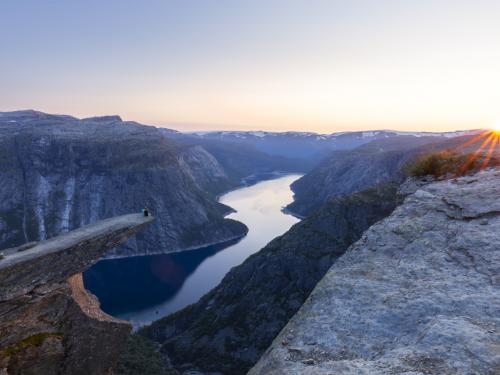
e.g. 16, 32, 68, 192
250, 169, 500, 375
0, 214, 152, 375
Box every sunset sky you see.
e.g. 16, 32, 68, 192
1, 1, 500, 133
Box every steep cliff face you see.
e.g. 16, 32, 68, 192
0, 214, 152, 375
251, 169, 500, 375
287, 148, 409, 217
171, 136, 312, 183
0, 110, 246, 257
177, 145, 232, 194
142, 184, 398, 374
286, 135, 478, 217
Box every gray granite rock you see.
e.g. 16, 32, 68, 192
250, 169, 500, 375
0, 213, 153, 301
0, 214, 152, 375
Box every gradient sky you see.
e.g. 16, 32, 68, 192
1, 1, 500, 133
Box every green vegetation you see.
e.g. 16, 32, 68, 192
406, 151, 477, 178
115, 334, 171, 375
0, 332, 64, 358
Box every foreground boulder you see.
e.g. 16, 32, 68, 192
0, 214, 152, 375
250, 169, 500, 374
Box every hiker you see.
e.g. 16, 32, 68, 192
143, 207, 150, 217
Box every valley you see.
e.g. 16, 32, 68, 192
3, 4, 499, 374
83, 175, 301, 328
1, 110, 498, 375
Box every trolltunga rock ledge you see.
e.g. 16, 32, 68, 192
0, 214, 152, 375
0, 213, 153, 301
250, 169, 500, 375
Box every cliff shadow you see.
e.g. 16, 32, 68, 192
83, 238, 242, 318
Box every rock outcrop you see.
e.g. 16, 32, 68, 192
250, 169, 500, 374
0, 214, 152, 375
143, 184, 399, 374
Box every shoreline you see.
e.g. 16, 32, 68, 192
101, 231, 248, 261
215, 170, 299, 200
103, 172, 301, 261
280, 206, 305, 220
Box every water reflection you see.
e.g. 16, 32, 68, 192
83, 238, 241, 316
84, 174, 301, 327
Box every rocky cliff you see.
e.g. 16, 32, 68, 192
286, 134, 481, 217
0, 110, 247, 257
251, 169, 500, 374
179, 137, 311, 183
142, 184, 399, 374
0, 213, 152, 375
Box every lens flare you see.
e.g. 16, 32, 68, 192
493, 121, 500, 133
450, 129, 500, 173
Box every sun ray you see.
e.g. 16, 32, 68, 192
481, 135, 499, 169
455, 130, 493, 152
459, 132, 496, 174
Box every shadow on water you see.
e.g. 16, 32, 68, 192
83, 174, 302, 327
83, 237, 242, 316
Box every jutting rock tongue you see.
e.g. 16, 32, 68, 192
0, 213, 153, 375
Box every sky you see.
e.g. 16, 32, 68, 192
1, 0, 500, 133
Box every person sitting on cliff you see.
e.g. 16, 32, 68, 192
142, 207, 150, 217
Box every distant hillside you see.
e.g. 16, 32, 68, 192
174, 129, 479, 162
286, 133, 489, 216
162, 131, 311, 181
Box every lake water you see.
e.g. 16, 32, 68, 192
83, 174, 301, 328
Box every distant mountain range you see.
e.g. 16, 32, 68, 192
2, 110, 495, 375
0, 109, 483, 256
0, 110, 300, 256
189, 129, 479, 139
173, 129, 481, 161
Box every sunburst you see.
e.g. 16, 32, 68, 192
493, 121, 500, 134
456, 128, 500, 173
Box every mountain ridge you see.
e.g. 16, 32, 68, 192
0, 111, 249, 257
285, 133, 492, 216
174, 128, 481, 162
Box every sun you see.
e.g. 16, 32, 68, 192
493, 121, 500, 133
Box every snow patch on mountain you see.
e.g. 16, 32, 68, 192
186, 129, 481, 140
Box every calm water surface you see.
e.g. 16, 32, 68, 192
84, 174, 301, 327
